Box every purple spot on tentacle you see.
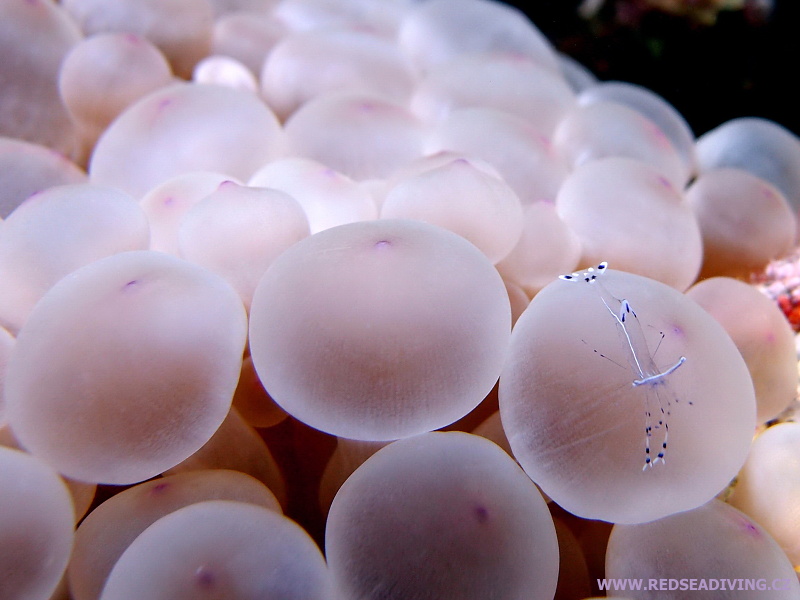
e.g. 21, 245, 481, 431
195, 565, 217, 589
473, 505, 489, 524
374, 239, 391, 249
26, 189, 45, 203
150, 481, 169, 495
734, 513, 762, 539
538, 135, 552, 149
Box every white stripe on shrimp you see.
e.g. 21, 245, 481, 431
560, 262, 689, 470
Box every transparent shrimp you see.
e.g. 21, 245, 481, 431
560, 262, 689, 470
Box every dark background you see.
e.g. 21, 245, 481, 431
503, 0, 799, 138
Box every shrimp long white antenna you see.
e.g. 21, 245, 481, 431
560, 262, 689, 470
